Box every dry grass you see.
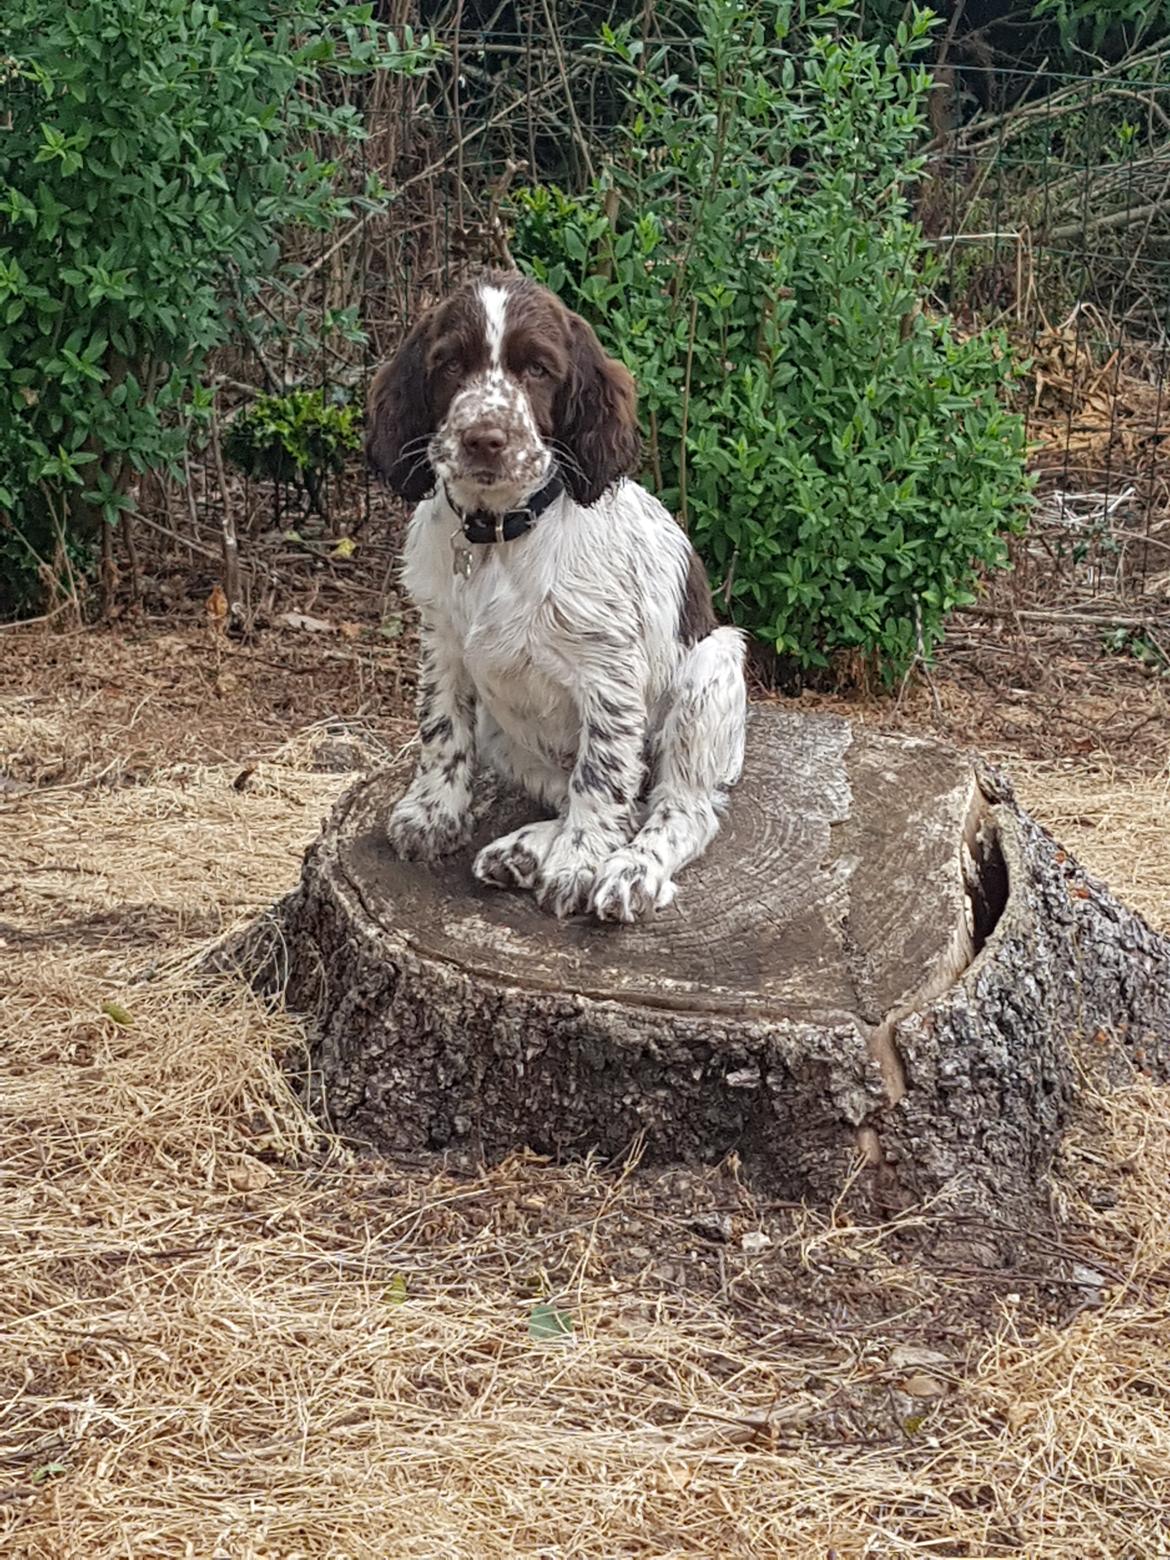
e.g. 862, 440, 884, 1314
3, 673, 1170, 1558
1011, 759, 1170, 934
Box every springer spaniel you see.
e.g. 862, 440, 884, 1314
366, 271, 747, 922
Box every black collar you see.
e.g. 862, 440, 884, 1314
444, 470, 564, 545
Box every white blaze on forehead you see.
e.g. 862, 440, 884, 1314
480, 284, 509, 372
443, 280, 542, 455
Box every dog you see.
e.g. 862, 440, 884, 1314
365, 270, 747, 922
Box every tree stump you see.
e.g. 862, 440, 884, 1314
266, 710, 1170, 1213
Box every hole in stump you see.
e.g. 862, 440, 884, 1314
967, 822, 1009, 956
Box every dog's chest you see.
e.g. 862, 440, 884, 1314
448, 558, 576, 731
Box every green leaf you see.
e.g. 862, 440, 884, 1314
528, 1302, 573, 1342
30, 1463, 68, 1486
100, 1000, 133, 1026
386, 1273, 408, 1305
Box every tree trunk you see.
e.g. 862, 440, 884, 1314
249, 710, 1170, 1216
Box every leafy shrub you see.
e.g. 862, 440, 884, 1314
856, 0, 1170, 63
0, 0, 432, 612
223, 388, 361, 516
1035, 0, 1170, 52
511, 0, 1031, 678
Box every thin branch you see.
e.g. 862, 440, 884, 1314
953, 37, 1170, 153
539, 0, 596, 184
122, 512, 142, 606
1047, 192, 1170, 244
135, 503, 223, 564
224, 264, 284, 392
484, 157, 525, 269
181, 451, 207, 561
957, 603, 1168, 630
677, 295, 698, 533
209, 403, 245, 626
293, 88, 563, 294
0, 601, 78, 632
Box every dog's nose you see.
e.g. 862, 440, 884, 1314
461, 424, 508, 462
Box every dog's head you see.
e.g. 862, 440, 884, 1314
366, 272, 641, 512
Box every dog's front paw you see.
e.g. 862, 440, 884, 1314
386, 793, 470, 861
589, 848, 677, 923
473, 820, 560, 890
534, 829, 615, 919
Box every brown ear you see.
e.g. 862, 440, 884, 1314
365, 314, 436, 503
556, 316, 641, 506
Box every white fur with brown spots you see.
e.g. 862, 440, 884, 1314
366, 272, 747, 922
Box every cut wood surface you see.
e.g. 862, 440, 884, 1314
259, 710, 1170, 1216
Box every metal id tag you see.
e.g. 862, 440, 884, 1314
451, 532, 473, 578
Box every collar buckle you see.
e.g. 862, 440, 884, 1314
444, 470, 563, 548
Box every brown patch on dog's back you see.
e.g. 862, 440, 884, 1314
679, 548, 718, 645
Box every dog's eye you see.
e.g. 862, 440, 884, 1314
433, 356, 461, 379
524, 362, 550, 381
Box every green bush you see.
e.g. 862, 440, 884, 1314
854, 0, 1170, 63
1034, 0, 1170, 52
0, 0, 432, 612
511, 0, 1031, 679
223, 388, 361, 516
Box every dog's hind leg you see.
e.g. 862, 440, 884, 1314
589, 626, 747, 923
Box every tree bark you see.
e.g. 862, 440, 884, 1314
245, 710, 1170, 1217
